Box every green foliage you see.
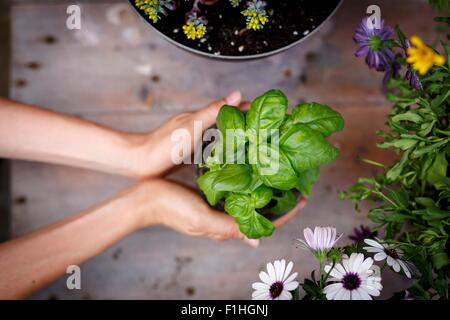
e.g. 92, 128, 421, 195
429, 0, 450, 12
342, 25, 450, 299
229, 0, 242, 7
198, 89, 344, 239
134, 0, 175, 23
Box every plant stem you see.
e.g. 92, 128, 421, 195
319, 258, 324, 288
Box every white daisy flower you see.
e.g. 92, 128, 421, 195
297, 226, 342, 253
363, 238, 412, 278
252, 259, 299, 300
323, 253, 382, 300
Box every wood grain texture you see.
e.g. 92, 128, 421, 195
8, 0, 436, 299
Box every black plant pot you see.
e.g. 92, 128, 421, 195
129, 0, 342, 60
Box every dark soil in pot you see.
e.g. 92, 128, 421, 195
129, 0, 342, 59
194, 126, 301, 221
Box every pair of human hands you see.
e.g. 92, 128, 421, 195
133, 91, 306, 247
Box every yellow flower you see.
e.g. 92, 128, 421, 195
247, 17, 261, 30
259, 15, 267, 25
145, 7, 158, 22
244, 12, 267, 30
135, 0, 161, 23
196, 25, 206, 39
183, 22, 206, 40
406, 35, 446, 75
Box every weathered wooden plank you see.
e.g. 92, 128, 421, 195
8, 0, 436, 299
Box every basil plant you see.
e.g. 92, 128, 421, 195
197, 89, 344, 239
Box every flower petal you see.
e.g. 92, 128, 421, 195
282, 261, 293, 281
284, 281, 299, 291
259, 271, 272, 285
278, 290, 292, 301
357, 288, 373, 300
374, 252, 387, 261
324, 283, 342, 300
358, 257, 374, 273
252, 282, 269, 290
252, 291, 271, 300
364, 247, 384, 253
397, 260, 412, 279
364, 238, 384, 249
266, 262, 276, 282
303, 228, 315, 249
391, 259, 401, 272
283, 272, 298, 284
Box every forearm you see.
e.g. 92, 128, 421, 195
0, 183, 156, 299
0, 98, 148, 177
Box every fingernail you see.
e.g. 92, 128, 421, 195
225, 90, 241, 106
244, 237, 260, 248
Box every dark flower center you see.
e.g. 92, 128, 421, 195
384, 248, 399, 259
368, 35, 383, 51
342, 272, 361, 291
269, 282, 284, 299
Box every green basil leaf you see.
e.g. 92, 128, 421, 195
246, 172, 264, 193
197, 171, 226, 206
212, 164, 252, 192
290, 102, 344, 137
256, 143, 298, 190
296, 167, 320, 196
271, 190, 297, 215
280, 124, 340, 172
217, 105, 246, 133
251, 185, 273, 209
240, 211, 275, 239
216, 106, 246, 164
246, 89, 288, 131
224, 194, 253, 216
224, 194, 274, 239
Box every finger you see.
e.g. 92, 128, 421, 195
194, 90, 242, 129
273, 197, 307, 228
239, 101, 251, 112
243, 237, 261, 248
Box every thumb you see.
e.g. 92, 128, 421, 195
195, 90, 242, 129
202, 208, 260, 247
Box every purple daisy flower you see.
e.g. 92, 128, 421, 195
349, 225, 378, 243
383, 54, 402, 85
354, 17, 395, 71
403, 40, 423, 91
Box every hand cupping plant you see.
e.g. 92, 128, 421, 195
341, 5, 450, 299
197, 90, 344, 239
134, 0, 269, 40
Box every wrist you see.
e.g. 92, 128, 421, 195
123, 133, 152, 179
126, 180, 162, 230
